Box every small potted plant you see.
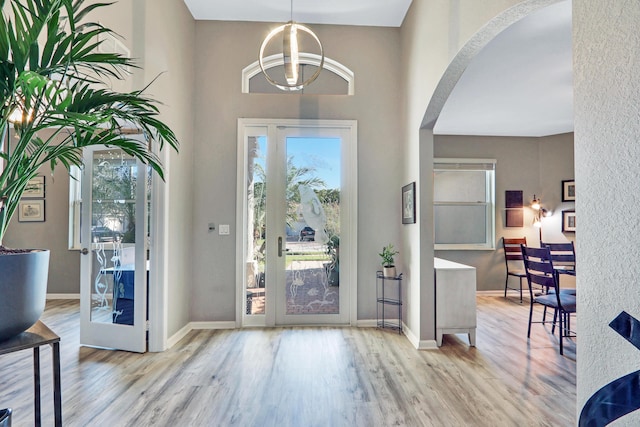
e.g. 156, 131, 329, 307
379, 244, 399, 278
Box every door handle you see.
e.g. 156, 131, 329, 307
81, 248, 89, 255
278, 236, 283, 257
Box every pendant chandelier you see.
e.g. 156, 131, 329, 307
258, 0, 324, 91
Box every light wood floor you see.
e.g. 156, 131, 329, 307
0, 295, 575, 426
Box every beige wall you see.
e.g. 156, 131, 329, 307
434, 133, 575, 292
136, 0, 196, 338
191, 21, 402, 321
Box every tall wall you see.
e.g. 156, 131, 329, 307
434, 133, 575, 292
400, 0, 524, 345
136, 0, 196, 339
190, 22, 402, 322
574, 1, 640, 425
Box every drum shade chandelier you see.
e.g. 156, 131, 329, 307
258, 0, 324, 91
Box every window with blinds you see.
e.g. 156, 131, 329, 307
434, 158, 496, 250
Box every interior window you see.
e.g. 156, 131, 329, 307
434, 158, 496, 250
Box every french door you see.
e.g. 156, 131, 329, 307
238, 119, 357, 327
79, 144, 150, 352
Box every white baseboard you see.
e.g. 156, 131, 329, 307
47, 293, 80, 299
357, 319, 437, 350
166, 322, 193, 349
403, 325, 419, 348
417, 340, 439, 350
166, 321, 236, 349
190, 321, 237, 330
403, 325, 439, 350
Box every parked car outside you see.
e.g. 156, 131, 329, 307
92, 226, 115, 243
299, 226, 315, 241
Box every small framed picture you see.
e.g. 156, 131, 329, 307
562, 209, 576, 232
562, 179, 575, 202
18, 200, 45, 222
402, 182, 416, 224
505, 190, 524, 227
23, 176, 45, 198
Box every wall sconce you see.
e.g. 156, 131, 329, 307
531, 195, 551, 242
531, 195, 541, 211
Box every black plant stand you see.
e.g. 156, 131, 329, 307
0, 321, 62, 427
376, 271, 403, 333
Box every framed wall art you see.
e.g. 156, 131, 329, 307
18, 200, 45, 222
402, 182, 416, 224
562, 179, 575, 202
23, 176, 45, 198
562, 209, 576, 232
505, 190, 524, 227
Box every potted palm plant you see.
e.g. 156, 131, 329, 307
0, 0, 178, 341
379, 244, 399, 278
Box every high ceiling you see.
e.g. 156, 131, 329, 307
434, 1, 572, 137
182, 0, 413, 27
183, 0, 573, 137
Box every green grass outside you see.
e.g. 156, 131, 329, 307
286, 253, 330, 262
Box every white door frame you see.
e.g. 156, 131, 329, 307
78, 140, 168, 352
147, 146, 169, 352
236, 118, 358, 327
79, 145, 149, 352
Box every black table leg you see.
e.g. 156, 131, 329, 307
33, 346, 41, 427
52, 342, 62, 427
0, 322, 60, 427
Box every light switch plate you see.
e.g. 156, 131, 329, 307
219, 224, 230, 235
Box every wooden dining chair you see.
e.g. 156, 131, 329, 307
521, 245, 576, 355
542, 241, 576, 278
503, 237, 527, 302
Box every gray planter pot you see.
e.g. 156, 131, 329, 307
383, 266, 397, 278
0, 249, 49, 342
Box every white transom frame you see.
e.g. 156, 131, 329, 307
242, 53, 355, 95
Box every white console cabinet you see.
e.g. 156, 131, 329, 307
434, 257, 477, 347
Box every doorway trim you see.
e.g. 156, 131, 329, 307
236, 118, 358, 327
147, 146, 169, 351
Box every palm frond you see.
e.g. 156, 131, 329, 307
0, 0, 178, 244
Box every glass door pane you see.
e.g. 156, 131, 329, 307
89, 149, 139, 324
246, 136, 267, 316
282, 136, 341, 317
80, 145, 148, 353
240, 120, 354, 327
